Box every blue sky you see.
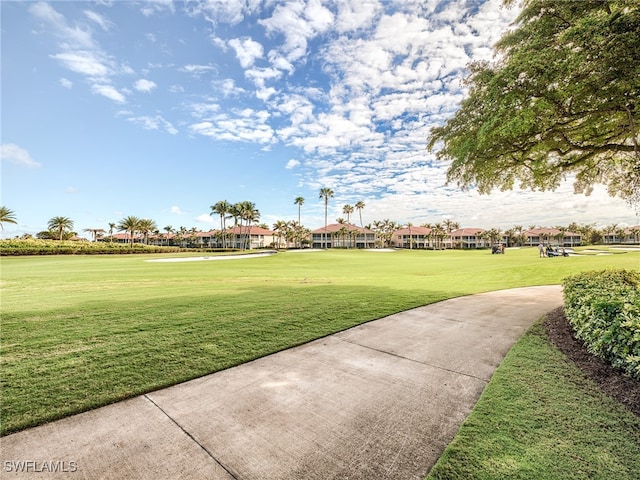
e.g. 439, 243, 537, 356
1, 0, 637, 238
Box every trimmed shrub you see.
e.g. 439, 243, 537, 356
0, 239, 181, 256
563, 269, 640, 379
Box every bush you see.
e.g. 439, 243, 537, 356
0, 239, 181, 256
563, 269, 640, 379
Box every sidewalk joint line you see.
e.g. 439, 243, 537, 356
337, 338, 487, 382
143, 394, 241, 480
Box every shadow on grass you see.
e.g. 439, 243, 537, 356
2, 284, 464, 436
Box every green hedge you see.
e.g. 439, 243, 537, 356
0, 239, 181, 256
563, 269, 640, 379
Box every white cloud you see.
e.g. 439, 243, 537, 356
286, 159, 300, 169
229, 37, 264, 68
140, 0, 175, 17
91, 84, 126, 103
83, 10, 113, 31
134, 79, 157, 93
50, 51, 110, 78
180, 64, 217, 75
188, 0, 255, 26
128, 115, 178, 134
195, 213, 215, 225
171, 206, 184, 215
29, 2, 94, 49
0, 144, 42, 168
59, 78, 73, 88
212, 79, 245, 97
335, 0, 381, 33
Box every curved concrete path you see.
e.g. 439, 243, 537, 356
1, 286, 562, 480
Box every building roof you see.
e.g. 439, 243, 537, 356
393, 226, 432, 235
449, 228, 486, 236
525, 228, 580, 237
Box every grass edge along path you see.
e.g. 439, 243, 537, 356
425, 318, 640, 480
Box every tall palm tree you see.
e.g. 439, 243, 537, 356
273, 220, 288, 248
108, 222, 116, 242
0, 206, 18, 230
117, 216, 141, 247
319, 187, 334, 248
164, 225, 174, 246
442, 219, 459, 249
48, 216, 74, 240
342, 205, 354, 247
355, 201, 365, 228
294, 197, 304, 227
238, 201, 259, 250
211, 200, 231, 248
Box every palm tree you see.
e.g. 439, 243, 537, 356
83, 228, 105, 242
355, 201, 365, 228
342, 205, 354, 247
108, 222, 116, 242
138, 218, 157, 245
48, 216, 74, 240
319, 187, 334, 248
601, 224, 617, 244
406, 222, 414, 249
163, 225, 174, 246
273, 220, 288, 248
0, 206, 18, 230
554, 226, 567, 247
442, 219, 459, 249
117, 216, 141, 247
237, 201, 259, 250
294, 196, 304, 225
211, 200, 231, 248
615, 226, 628, 245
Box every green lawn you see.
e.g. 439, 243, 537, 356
426, 320, 640, 480
1, 247, 638, 441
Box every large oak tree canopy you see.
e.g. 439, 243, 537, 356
427, 0, 640, 206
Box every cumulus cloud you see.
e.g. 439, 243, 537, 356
59, 78, 73, 88
22, 0, 632, 229
134, 79, 157, 93
171, 206, 184, 215
229, 37, 264, 68
0, 144, 42, 168
286, 159, 300, 169
91, 84, 126, 103
195, 213, 215, 225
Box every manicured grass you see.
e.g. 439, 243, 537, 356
426, 320, 640, 480
1, 247, 637, 436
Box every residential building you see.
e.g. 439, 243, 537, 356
311, 223, 375, 249
601, 225, 640, 245
392, 226, 433, 249
524, 228, 581, 247
448, 228, 488, 249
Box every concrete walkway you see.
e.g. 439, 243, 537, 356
1, 286, 563, 480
